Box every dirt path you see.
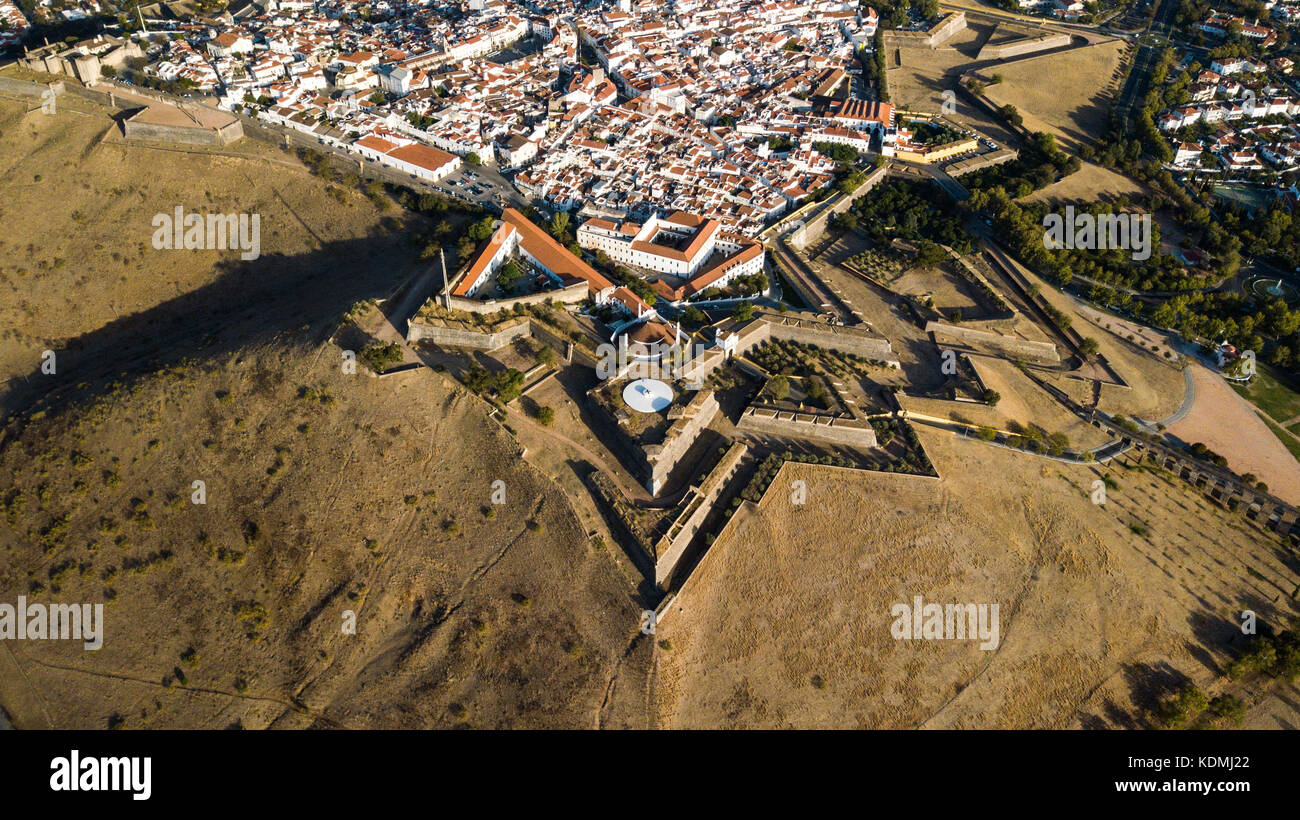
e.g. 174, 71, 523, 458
504, 403, 652, 503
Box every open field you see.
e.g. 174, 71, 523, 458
653, 433, 1300, 728
0, 345, 649, 729
1010, 260, 1187, 422
1167, 363, 1300, 506
0, 94, 430, 388
0, 94, 650, 729
885, 25, 1020, 149
1019, 161, 1147, 205
980, 40, 1128, 153
891, 265, 984, 318
887, 23, 994, 112
1259, 413, 1300, 462
970, 357, 1111, 448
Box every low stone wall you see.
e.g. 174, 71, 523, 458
444, 281, 588, 314
927, 321, 1061, 365
406, 317, 532, 350
736, 406, 879, 448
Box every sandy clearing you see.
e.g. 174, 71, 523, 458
1166, 362, 1300, 505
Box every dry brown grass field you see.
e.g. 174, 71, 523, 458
981, 40, 1128, 153
886, 24, 1020, 148
0, 346, 647, 728
1020, 161, 1148, 205
0, 94, 426, 386
0, 94, 651, 729
653, 437, 1300, 729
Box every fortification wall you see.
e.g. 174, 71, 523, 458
764, 316, 897, 362
122, 117, 244, 146
977, 32, 1072, 61
893, 137, 979, 165
883, 12, 966, 48
0, 75, 64, 98
643, 390, 720, 494
652, 441, 748, 586
0, 75, 243, 145
736, 407, 879, 447
64, 84, 115, 108
788, 165, 887, 249
946, 147, 1018, 177
444, 281, 588, 314
927, 321, 1061, 364
406, 318, 532, 350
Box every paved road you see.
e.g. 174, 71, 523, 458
937, 0, 1115, 33
1114, 0, 1179, 129
1159, 363, 1196, 427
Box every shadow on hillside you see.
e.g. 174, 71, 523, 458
1, 225, 421, 423
1121, 660, 1192, 727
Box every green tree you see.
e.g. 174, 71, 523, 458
1206, 695, 1247, 726
768, 375, 790, 401
915, 240, 947, 268
497, 259, 523, 291
550, 211, 571, 239
467, 216, 497, 241
1158, 685, 1208, 728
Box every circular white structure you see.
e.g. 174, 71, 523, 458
623, 378, 674, 413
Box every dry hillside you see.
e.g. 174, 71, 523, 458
653, 434, 1300, 729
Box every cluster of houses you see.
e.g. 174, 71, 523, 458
1196, 12, 1279, 47
1013, 0, 1090, 23
1157, 35, 1300, 175
0, 0, 29, 50
100, 0, 899, 236
508, 0, 895, 233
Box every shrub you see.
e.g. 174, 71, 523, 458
359, 343, 404, 374
1158, 685, 1207, 728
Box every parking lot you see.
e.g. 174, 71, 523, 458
434, 164, 524, 211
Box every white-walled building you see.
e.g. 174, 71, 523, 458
578, 211, 766, 304
578, 211, 723, 277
